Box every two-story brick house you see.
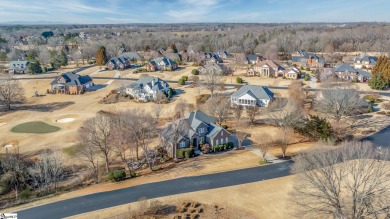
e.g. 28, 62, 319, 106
161, 110, 236, 152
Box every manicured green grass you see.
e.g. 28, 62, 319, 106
11, 121, 61, 134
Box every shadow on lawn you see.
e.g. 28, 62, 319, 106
0, 101, 75, 114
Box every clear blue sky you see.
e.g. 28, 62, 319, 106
1, 0, 389, 24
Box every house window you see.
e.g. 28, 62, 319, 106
216, 139, 219, 145
179, 142, 186, 148
221, 138, 224, 144
226, 137, 228, 143
199, 128, 204, 133
222, 131, 224, 136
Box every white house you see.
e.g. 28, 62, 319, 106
230, 85, 275, 107
125, 76, 169, 101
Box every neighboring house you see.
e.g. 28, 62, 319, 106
249, 60, 285, 77
291, 50, 326, 67
332, 63, 372, 82
216, 50, 234, 59
246, 54, 264, 65
354, 55, 378, 69
199, 62, 224, 75
8, 61, 30, 74
204, 52, 223, 64
146, 57, 178, 72
106, 56, 130, 70
284, 68, 299, 80
121, 52, 143, 62
164, 53, 182, 62
50, 72, 93, 95
161, 110, 236, 152
231, 85, 274, 107
125, 76, 170, 101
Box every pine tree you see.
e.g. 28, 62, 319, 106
144, 45, 150, 52
170, 43, 178, 53
368, 73, 388, 90
372, 55, 385, 75
60, 50, 68, 66
96, 46, 108, 66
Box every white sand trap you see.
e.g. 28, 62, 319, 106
56, 118, 75, 123
0, 122, 7, 127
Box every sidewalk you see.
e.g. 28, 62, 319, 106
246, 146, 286, 164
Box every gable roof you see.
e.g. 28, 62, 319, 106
199, 62, 224, 73
333, 63, 358, 73
8, 61, 29, 70
231, 85, 274, 101
354, 55, 378, 65
50, 72, 93, 86
129, 76, 169, 92
185, 110, 215, 129
356, 69, 372, 78
149, 57, 177, 66
164, 53, 182, 61
121, 52, 143, 60
256, 60, 285, 71
246, 54, 258, 61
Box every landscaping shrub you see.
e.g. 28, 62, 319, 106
222, 125, 228, 129
218, 145, 224, 151
364, 94, 382, 103
300, 66, 304, 70
212, 146, 219, 153
20, 189, 32, 200
177, 148, 194, 158
236, 77, 244, 83
368, 104, 374, 113
105, 172, 115, 181
306, 67, 310, 71
130, 172, 137, 178
191, 69, 199, 75
182, 76, 188, 81
113, 170, 126, 181
227, 142, 234, 149
259, 159, 268, 165
304, 73, 310, 81
43, 66, 48, 72
352, 78, 358, 83
178, 78, 185, 85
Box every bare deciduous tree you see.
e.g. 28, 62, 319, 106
201, 68, 225, 97
204, 96, 230, 125
315, 88, 367, 122
252, 133, 274, 162
78, 143, 99, 183
231, 104, 243, 122
0, 75, 25, 110
78, 113, 113, 173
291, 141, 390, 219
246, 105, 260, 124
174, 99, 189, 118
274, 128, 293, 158
29, 150, 65, 194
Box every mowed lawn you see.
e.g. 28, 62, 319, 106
11, 122, 61, 134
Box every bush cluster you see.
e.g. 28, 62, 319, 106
211, 142, 234, 153
178, 78, 185, 85
106, 169, 127, 182
191, 69, 199, 75
236, 77, 244, 83
176, 148, 194, 159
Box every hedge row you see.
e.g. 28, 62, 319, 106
177, 148, 195, 159
211, 142, 234, 153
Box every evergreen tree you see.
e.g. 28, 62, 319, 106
60, 50, 68, 66
28, 61, 42, 74
26, 50, 38, 62
96, 46, 108, 66
170, 43, 178, 53
144, 45, 150, 52
368, 73, 388, 90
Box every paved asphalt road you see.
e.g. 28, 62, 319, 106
17, 161, 291, 219
8, 75, 390, 97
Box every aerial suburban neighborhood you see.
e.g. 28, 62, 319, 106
0, 1, 390, 219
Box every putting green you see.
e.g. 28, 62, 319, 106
11, 121, 61, 134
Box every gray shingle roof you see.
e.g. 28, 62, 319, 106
50, 72, 93, 86
149, 57, 177, 66
231, 85, 274, 101
356, 69, 372, 78
185, 110, 215, 129
121, 52, 142, 60
206, 124, 223, 139
333, 63, 358, 73
246, 54, 258, 61
129, 76, 169, 92
8, 61, 29, 70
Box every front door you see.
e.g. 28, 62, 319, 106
192, 138, 197, 149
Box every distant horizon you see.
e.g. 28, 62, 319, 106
1, 0, 389, 24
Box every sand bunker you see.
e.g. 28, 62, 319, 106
0, 122, 7, 127
56, 118, 75, 123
